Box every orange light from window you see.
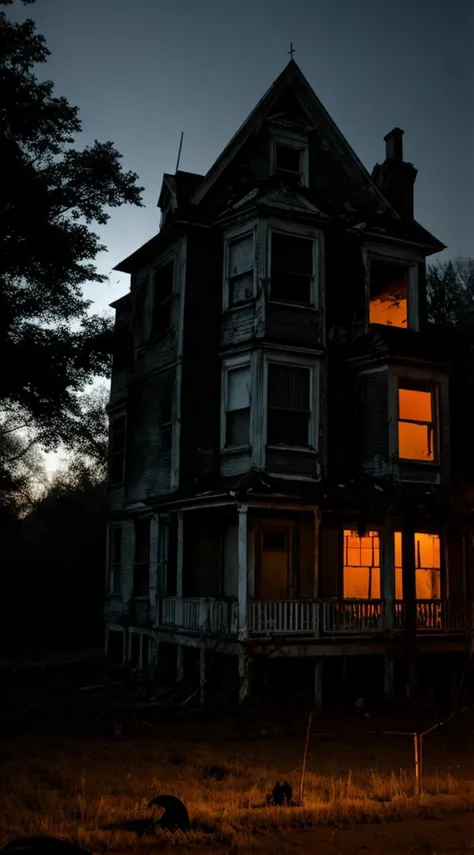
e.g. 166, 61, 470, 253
394, 531, 441, 599
343, 530, 380, 599
398, 388, 434, 461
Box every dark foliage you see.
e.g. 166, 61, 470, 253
427, 257, 474, 327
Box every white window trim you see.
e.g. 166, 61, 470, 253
223, 221, 258, 311
265, 218, 321, 310
220, 354, 252, 452
269, 128, 309, 187
363, 247, 420, 332
263, 350, 320, 454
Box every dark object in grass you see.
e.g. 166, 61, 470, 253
100, 819, 158, 838
0, 839, 92, 855
203, 764, 228, 781
266, 781, 293, 806
148, 794, 191, 832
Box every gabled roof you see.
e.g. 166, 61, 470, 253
157, 170, 204, 210
191, 60, 398, 219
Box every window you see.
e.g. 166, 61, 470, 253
267, 363, 310, 447
113, 323, 129, 371
110, 415, 126, 485
394, 532, 441, 599
369, 259, 409, 328
161, 383, 173, 445
270, 232, 314, 304
398, 385, 435, 461
343, 530, 381, 599
108, 527, 122, 594
226, 233, 254, 307
225, 365, 250, 448
152, 261, 174, 337
275, 143, 302, 176
133, 519, 150, 597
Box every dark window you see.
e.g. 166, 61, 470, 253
110, 416, 126, 485
108, 527, 122, 594
133, 519, 150, 597
152, 261, 174, 337
161, 383, 173, 446
225, 366, 250, 447
262, 532, 288, 551
228, 234, 254, 307
166, 514, 178, 596
271, 233, 313, 304
113, 324, 129, 371
275, 144, 301, 175
267, 363, 310, 447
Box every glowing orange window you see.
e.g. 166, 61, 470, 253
394, 531, 441, 599
398, 387, 435, 461
343, 530, 380, 599
369, 260, 408, 328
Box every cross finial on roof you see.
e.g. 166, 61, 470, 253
288, 42, 295, 60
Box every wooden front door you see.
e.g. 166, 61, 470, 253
258, 523, 294, 599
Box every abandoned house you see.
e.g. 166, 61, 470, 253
104, 60, 474, 707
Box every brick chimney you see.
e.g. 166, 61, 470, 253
371, 128, 418, 220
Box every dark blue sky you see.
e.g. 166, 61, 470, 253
11, 0, 473, 313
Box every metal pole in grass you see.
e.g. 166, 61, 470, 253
299, 711, 312, 806
413, 733, 421, 797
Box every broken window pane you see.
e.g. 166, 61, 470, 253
394, 531, 441, 599
267, 363, 310, 446
228, 234, 254, 306
225, 365, 250, 447
398, 387, 434, 461
134, 519, 150, 597
343, 530, 381, 599
152, 261, 174, 337
275, 144, 301, 174
271, 233, 313, 304
369, 259, 409, 328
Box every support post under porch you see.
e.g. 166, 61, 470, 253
313, 659, 323, 711
381, 516, 396, 700
238, 505, 250, 704
402, 521, 418, 699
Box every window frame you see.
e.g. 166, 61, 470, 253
269, 128, 309, 187
223, 223, 257, 311
220, 355, 252, 452
109, 413, 126, 486
263, 351, 319, 453
133, 518, 151, 599
364, 247, 420, 332
267, 222, 320, 309
151, 252, 177, 339
396, 378, 439, 465
107, 525, 122, 595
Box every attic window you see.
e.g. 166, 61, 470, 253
369, 259, 409, 328
398, 384, 435, 462
275, 144, 301, 176
270, 232, 314, 304
152, 261, 174, 337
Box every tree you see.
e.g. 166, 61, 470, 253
0, 2, 143, 465
427, 256, 474, 327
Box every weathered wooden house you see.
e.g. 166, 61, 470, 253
105, 60, 473, 707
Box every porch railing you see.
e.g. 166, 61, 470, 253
157, 597, 466, 637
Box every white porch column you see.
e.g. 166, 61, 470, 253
176, 510, 184, 598
237, 505, 248, 640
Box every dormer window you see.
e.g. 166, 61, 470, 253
275, 143, 302, 176
270, 128, 309, 187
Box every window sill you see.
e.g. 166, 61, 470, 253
267, 444, 316, 454
223, 300, 255, 314
221, 445, 252, 455
269, 299, 319, 311
397, 458, 439, 467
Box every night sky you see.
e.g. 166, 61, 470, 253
8, 0, 473, 470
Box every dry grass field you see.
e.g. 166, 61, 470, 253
1, 662, 473, 854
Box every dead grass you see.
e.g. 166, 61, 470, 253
1, 721, 473, 852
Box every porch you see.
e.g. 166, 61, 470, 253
158, 596, 467, 637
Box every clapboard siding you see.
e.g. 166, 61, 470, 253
358, 370, 390, 477
265, 303, 321, 347
126, 369, 175, 502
